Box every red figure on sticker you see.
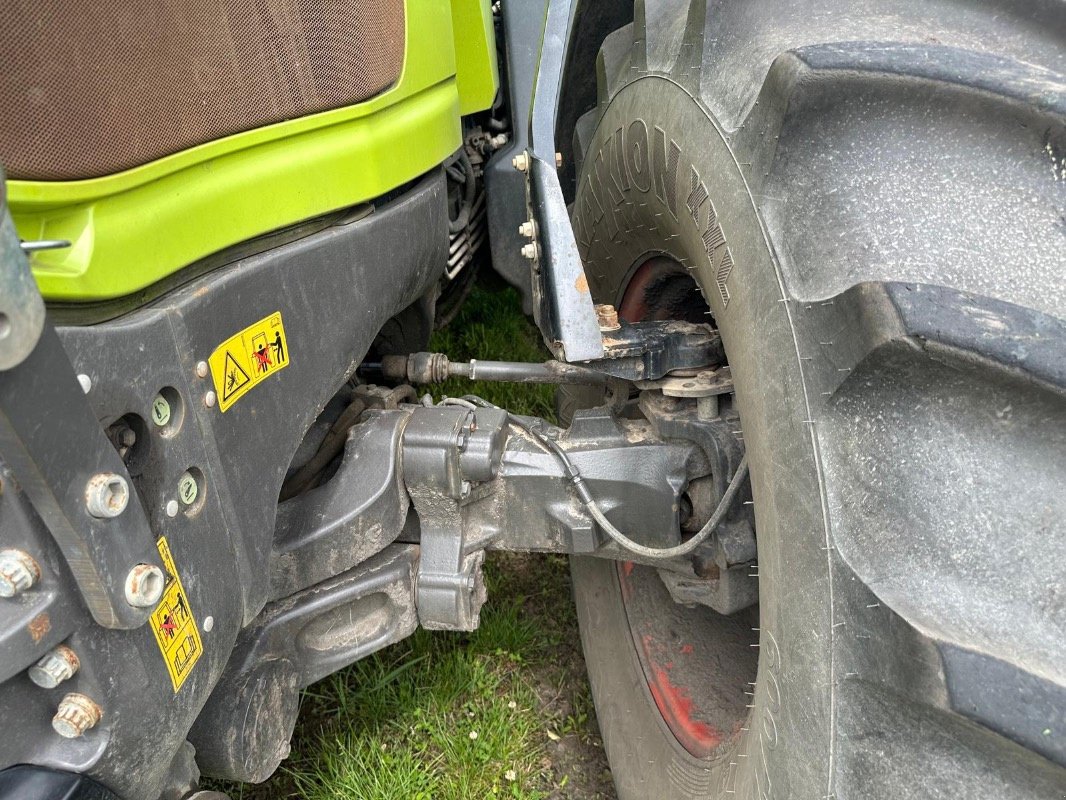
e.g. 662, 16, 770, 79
160, 613, 177, 639
253, 344, 272, 373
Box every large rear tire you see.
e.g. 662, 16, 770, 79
567, 3, 1066, 798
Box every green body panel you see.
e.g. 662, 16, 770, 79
9, 0, 498, 303
451, 0, 501, 115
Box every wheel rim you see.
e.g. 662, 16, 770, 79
613, 257, 759, 761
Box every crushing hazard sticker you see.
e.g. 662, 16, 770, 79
208, 312, 289, 412
150, 537, 203, 692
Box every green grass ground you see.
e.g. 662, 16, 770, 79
217, 281, 615, 799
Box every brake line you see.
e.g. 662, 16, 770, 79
457, 395, 750, 560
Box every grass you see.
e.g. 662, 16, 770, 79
215, 279, 613, 799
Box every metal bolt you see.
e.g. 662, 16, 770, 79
512, 152, 529, 172
177, 471, 198, 506
518, 220, 536, 239
202, 615, 214, 633
521, 243, 539, 261
124, 564, 165, 607
85, 473, 129, 518
52, 693, 102, 738
29, 645, 80, 689
195, 361, 209, 379
76, 374, 92, 394
151, 393, 171, 426
165, 500, 179, 518
204, 391, 217, 408
0, 549, 40, 598
555, 152, 563, 168
595, 304, 621, 331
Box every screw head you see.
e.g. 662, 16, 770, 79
52, 692, 102, 738
0, 549, 40, 597
29, 645, 80, 689
125, 563, 165, 607
165, 500, 179, 518
202, 615, 215, 633
76, 374, 92, 394
511, 152, 529, 172
195, 360, 209, 379
177, 471, 198, 506
518, 221, 535, 239
594, 303, 621, 332
204, 391, 217, 408
521, 243, 539, 261
85, 473, 129, 518
151, 394, 172, 426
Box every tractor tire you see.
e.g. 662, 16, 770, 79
567, 3, 1066, 798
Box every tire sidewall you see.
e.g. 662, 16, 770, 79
572, 74, 836, 799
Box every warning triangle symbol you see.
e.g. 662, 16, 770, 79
221, 352, 251, 401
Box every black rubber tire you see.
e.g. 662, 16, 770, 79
567, 3, 1066, 798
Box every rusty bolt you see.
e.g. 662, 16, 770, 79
52, 693, 102, 738
511, 152, 529, 172
85, 473, 129, 518
595, 304, 621, 331
124, 563, 165, 608
29, 645, 80, 689
0, 549, 40, 598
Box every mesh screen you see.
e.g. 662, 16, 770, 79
0, 0, 405, 181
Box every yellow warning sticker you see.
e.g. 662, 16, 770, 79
208, 312, 289, 411
150, 537, 203, 692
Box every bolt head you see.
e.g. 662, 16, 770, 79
0, 549, 40, 598
555, 152, 563, 168
29, 645, 80, 689
511, 152, 529, 172
195, 360, 209, 379
76, 374, 92, 394
518, 221, 535, 239
521, 243, 538, 261
85, 473, 129, 518
125, 563, 165, 608
52, 693, 102, 738
204, 390, 217, 408
594, 303, 621, 331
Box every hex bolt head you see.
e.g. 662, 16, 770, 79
521, 243, 539, 261
0, 549, 41, 598
52, 693, 102, 738
85, 473, 129, 518
518, 220, 536, 239
195, 360, 209, 379
595, 303, 621, 332
29, 645, 80, 689
555, 152, 563, 168
125, 563, 165, 608
151, 393, 172, 426
511, 152, 529, 172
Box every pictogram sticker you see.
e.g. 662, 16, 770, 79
207, 312, 289, 411
150, 537, 203, 692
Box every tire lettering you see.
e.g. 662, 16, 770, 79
651, 125, 681, 219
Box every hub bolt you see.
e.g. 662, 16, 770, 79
85, 473, 129, 518
52, 692, 102, 738
29, 645, 80, 688
0, 549, 40, 597
124, 563, 165, 608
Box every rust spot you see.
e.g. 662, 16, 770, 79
574, 273, 589, 294
28, 612, 51, 642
